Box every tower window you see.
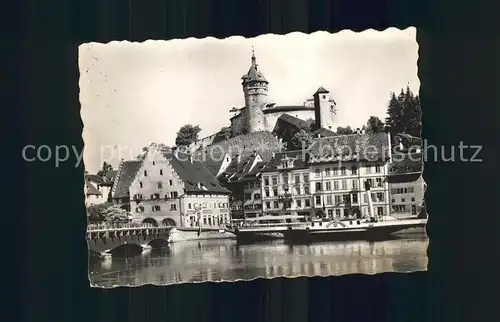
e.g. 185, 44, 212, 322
322, 95, 326, 99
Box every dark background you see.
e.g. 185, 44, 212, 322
14, 0, 498, 321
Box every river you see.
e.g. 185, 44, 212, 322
89, 235, 428, 287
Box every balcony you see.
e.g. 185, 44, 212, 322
277, 193, 293, 202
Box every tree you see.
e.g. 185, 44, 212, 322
97, 162, 113, 177
291, 129, 314, 150
385, 86, 421, 137
137, 142, 169, 159
219, 126, 232, 140
366, 116, 385, 133
337, 126, 354, 135
86, 201, 113, 223
101, 205, 131, 223
175, 124, 202, 147
304, 118, 316, 131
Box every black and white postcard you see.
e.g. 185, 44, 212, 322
80, 27, 427, 287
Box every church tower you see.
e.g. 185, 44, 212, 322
241, 50, 269, 133
313, 86, 337, 131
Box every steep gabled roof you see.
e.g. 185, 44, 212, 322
261, 150, 309, 173
162, 151, 230, 194
312, 127, 336, 138
314, 86, 330, 94
387, 173, 423, 183
306, 132, 390, 163
112, 160, 142, 199
85, 177, 101, 196
85, 174, 104, 184
104, 170, 117, 183
195, 131, 282, 176
274, 114, 311, 131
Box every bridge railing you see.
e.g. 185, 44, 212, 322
87, 222, 169, 232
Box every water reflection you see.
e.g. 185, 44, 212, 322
89, 236, 428, 287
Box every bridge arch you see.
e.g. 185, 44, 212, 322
162, 218, 177, 227
142, 218, 158, 227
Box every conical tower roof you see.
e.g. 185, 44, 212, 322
241, 49, 268, 84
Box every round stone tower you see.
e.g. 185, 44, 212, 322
241, 50, 269, 133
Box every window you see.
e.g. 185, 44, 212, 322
391, 199, 395, 203
139, 182, 143, 188
333, 181, 339, 190
171, 191, 178, 198
377, 207, 384, 216
153, 193, 160, 200
374, 178, 382, 187
272, 176, 278, 185
305, 199, 311, 207
157, 182, 163, 189
304, 186, 310, 194
144, 170, 147, 177
340, 167, 346, 175
264, 177, 269, 186
249, 182, 254, 189
255, 181, 261, 188
254, 193, 261, 200
343, 209, 349, 217
351, 165, 357, 174
136, 206, 144, 213
244, 193, 251, 201
412, 205, 417, 215
401, 198, 406, 202
341, 180, 347, 190
203, 217, 207, 225
188, 203, 192, 209
152, 205, 161, 212
376, 192, 384, 202
273, 188, 278, 196
326, 195, 332, 205
295, 186, 301, 195
367, 178, 373, 188
315, 196, 321, 205
314, 169, 320, 178
343, 194, 350, 204
303, 174, 309, 182
411, 197, 415, 202
352, 194, 358, 203
265, 188, 270, 197
325, 182, 331, 191
164, 194, 169, 200
391, 188, 398, 194
352, 180, 358, 190
266, 201, 271, 209
273, 201, 279, 208
332, 168, 338, 176
282, 174, 289, 184
295, 175, 300, 184
325, 168, 331, 176
296, 200, 302, 207
335, 195, 342, 204
160, 169, 163, 175
366, 166, 372, 174
169, 180, 173, 186
375, 165, 381, 173
152, 161, 155, 165
315, 182, 322, 192
328, 209, 333, 217
363, 194, 368, 203
409, 187, 415, 193
335, 209, 341, 217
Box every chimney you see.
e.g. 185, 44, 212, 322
189, 154, 193, 163
236, 154, 241, 163
361, 128, 366, 134
252, 150, 257, 157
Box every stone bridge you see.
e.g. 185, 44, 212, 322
86, 223, 229, 255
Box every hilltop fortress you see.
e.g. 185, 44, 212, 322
188, 50, 339, 155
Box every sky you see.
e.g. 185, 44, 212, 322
79, 27, 418, 174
